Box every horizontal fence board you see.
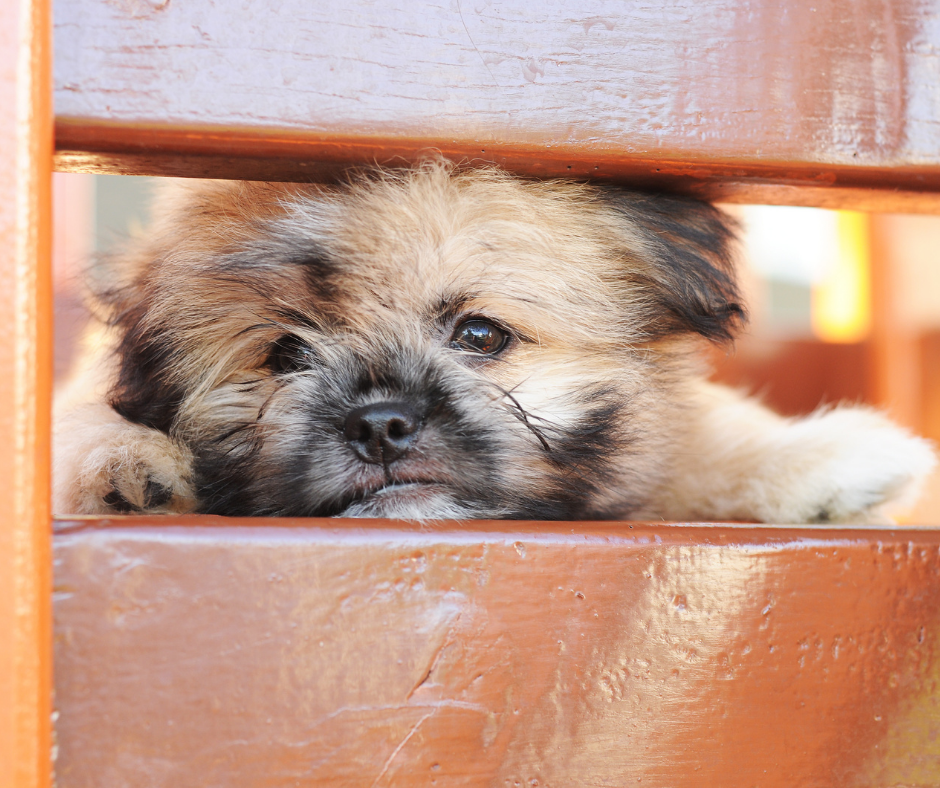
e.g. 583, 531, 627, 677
53, 517, 940, 787
53, 0, 940, 210
52, 121, 940, 212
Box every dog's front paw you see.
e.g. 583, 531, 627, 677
763, 408, 936, 524
54, 403, 197, 515
95, 438, 197, 515
661, 385, 938, 524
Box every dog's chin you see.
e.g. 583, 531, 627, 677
336, 482, 478, 520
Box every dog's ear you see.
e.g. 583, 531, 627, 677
604, 192, 746, 342
101, 292, 186, 435
88, 179, 226, 435
90, 246, 186, 435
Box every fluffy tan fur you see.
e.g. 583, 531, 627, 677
54, 161, 936, 523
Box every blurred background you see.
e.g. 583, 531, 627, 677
52, 173, 940, 523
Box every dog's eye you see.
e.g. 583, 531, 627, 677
266, 335, 316, 373
450, 320, 508, 355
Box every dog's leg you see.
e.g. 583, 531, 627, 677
651, 381, 937, 524
53, 402, 197, 515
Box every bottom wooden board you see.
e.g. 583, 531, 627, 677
53, 518, 940, 787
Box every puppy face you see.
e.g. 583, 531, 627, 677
99, 162, 741, 519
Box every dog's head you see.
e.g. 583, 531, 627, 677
97, 161, 742, 519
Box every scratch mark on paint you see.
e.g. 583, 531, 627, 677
406, 612, 462, 700
371, 711, 434, 786
456, 0, 500, 87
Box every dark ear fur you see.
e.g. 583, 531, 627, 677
604, 191, 746, 342
99, 287, 186, 434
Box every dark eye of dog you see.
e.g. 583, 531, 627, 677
266, 335, 315, 373
450, 320, 508, 355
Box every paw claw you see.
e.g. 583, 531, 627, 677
102, 488, 138, 513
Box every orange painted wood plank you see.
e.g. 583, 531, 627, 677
0, 0, 54, 786
52, 122, 940, 213
54, 517, 940, 786
52, 0, 940, 211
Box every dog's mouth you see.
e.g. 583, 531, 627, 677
329, 477, 450, 518
365, 481, 446, 502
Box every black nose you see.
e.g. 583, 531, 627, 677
343, 402, 421, 465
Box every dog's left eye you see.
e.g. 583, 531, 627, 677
266, 335, 316, 373
450, 320, 508, 355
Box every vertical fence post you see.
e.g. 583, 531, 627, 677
0, 0, 54, 786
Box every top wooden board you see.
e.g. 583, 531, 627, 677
54, 0, 940, 210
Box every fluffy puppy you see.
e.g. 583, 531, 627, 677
54, 161, 936, 522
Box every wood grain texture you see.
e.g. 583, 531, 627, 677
54, 518, 940, 787
0, 0, 54, 786
52, 0, 940, 209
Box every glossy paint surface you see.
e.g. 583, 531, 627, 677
54, 518, 940, 786
52, 0, 940, 210
0, 0, 54, 786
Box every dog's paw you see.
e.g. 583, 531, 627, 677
93, 437, 197, 515
54, 403, 197, 515
757, 408, 937, 524
659, 385, 937, 524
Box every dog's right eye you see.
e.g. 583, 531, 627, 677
266, 335, 315, 373
450, 319, 509, 355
